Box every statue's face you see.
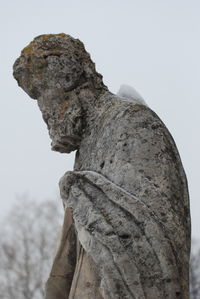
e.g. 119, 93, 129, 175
13, 49, 84, 153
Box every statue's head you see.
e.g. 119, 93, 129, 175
13, 33, 106, 153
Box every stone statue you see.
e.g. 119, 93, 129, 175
13, 34, 191, 299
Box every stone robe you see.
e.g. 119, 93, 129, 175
45, 99, 190, 299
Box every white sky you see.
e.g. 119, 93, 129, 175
0, 0, 200, 238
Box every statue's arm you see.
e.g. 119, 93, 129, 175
45, 208, 76, 299
59, 170, 181, 299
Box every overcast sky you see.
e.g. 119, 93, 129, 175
1, 0, 200, 238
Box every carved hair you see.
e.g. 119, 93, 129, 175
13, 33, 105, 99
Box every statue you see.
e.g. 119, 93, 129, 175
13, 34, 191, 299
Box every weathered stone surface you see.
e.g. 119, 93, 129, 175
13, 34, 191, 299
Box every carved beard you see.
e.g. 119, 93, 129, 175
38, 92, 84, 153
50, 113, 83, 153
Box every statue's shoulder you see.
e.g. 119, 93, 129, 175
108, 97, 179, 158
110, 96, 164, 130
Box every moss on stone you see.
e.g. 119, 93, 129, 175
22, 33, 67, 55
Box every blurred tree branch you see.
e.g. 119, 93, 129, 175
190, 239, 200, 299
0, 196, 63, 299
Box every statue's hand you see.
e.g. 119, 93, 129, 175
59, 171, 78, 208
58, 170, 181, 299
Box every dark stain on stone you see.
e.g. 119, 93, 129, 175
119, 234, 131, 240
176, 291, 181, 297
100, 161, 105, 169
86, 282, 91, 288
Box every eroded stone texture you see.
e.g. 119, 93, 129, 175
13, 33, 191, 299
